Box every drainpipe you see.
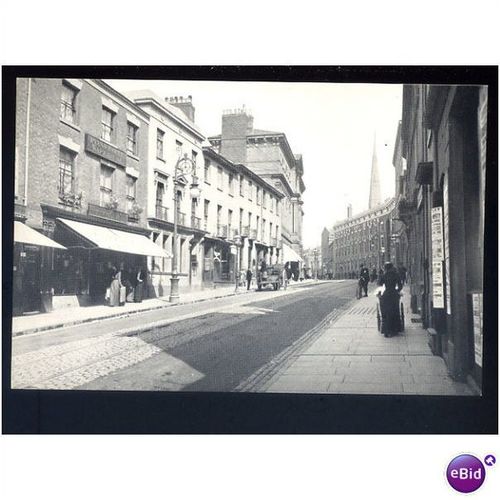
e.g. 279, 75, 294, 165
24, 78, 32, 206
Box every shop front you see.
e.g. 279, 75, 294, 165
13, 221, 67, 315
203, 237, 235, 285
50, 217, 170, 308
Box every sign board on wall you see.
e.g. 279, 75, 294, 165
443, 178, 451, 315
472, 293, 483, 367
85, 134, 127, 167
431, 206, 444, 308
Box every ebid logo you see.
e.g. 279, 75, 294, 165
446, 454, 495, 493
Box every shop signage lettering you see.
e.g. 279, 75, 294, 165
85, 134, 126, 167
431, 206, 444, 308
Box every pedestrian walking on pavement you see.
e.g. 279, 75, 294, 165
246, 268, 253, 290
379, 262, 403, 337
371, 267, 377, 283
282, 264, 289, 290
359, 264, 370, 297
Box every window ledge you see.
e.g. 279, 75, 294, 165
204, 180, 211, 185
229, 193, 234, 198
127, 152, 140, 162
60, 118, 81, 133
217, 188, 223, 192
156, 156, 166, 163
100, 137, 117, 148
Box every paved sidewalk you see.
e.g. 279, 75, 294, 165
261, 290, 476, 396
11, 279, 323, 336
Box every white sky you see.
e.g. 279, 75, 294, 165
107, 80, 403, 248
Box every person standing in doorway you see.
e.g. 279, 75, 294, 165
134, 267, 147, 302
109, 264, 121, 307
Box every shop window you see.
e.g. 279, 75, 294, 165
101, 107, 115, 142
99, 165, 114, 206
127, 122, 138, 155
156, 129, 165, 159
58, 147, 76, 197
60, 83, 78, 124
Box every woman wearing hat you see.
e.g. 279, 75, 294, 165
379, 262, 403, 337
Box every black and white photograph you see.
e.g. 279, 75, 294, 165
5, 70, 493, 400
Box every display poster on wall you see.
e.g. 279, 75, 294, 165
431, 206, 444, 309
443, 178, 451, 315
472, 292, 483, 367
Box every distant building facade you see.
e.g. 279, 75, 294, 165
323, 137, 398, 279
208, 108, 305, 258
328, 198, 396, 279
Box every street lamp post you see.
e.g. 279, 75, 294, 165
169, 154, 201, 304
233, 234, 242, 292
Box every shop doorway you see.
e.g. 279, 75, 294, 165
13, 244, 41, 314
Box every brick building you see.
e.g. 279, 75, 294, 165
327, 198, 396, 279
399, 84, 487, 386
14, 78, 167, 314
208, 108, 305, 259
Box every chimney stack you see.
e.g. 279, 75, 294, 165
166, 95, 195, 123
220, 106, 253, 165
347, 203, 353, 219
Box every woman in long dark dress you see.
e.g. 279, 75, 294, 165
379, 262, 403, 337
109, 265, 122, 307
134, 267, 146, 302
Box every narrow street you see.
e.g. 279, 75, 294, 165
11, 281, 355, 391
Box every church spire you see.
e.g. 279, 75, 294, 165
369, 132, 381, 209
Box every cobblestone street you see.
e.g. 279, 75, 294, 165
12, 332, 162, 390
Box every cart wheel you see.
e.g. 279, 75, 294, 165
400, 303, 405, 331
